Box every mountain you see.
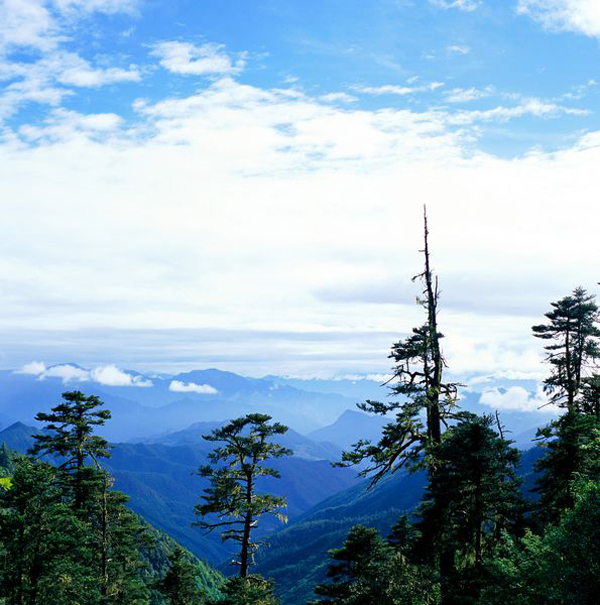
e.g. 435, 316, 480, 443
143, 421, 342, 462
255, 446, 545, 605
265, 376, 387, 402
307, 409, 389, 451
0, 367, 358, 440
0, 422, 358, 565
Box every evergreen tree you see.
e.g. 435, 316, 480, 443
580, 374, 600, 419
155, 546, 204, 605
312, 525, 435, 605
210, 575, 278, 605
534, 413, 600, 523
312, 525, 393, 605
339, 207, 459, 482
532, 289, 600, 523
97, 483, 152, 604
480, 479, 600, 605
29, 390, 111, 511
0, 457, 100, 605
413, 414, 524, 605
0, 442, 13, 475
194, 414, 291, 577
532, 287, 600, 412
337, 209, 459, 604
28, 391, 151, 603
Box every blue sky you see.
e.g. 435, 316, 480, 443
4, 0, 600, 155
0, 0, 599, 394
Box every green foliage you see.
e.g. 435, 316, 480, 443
195, 414, 291, 577
534, 411, 600, 524
480, 480, 600, 605
0, 457, 101, 605
0, 442, 14, 476
339, 210, 459, 488
413, 414, 524, 604
311, 524, 436, 605
140, 524, 223, 604
154, 546, 206, 605
208, 575, 278, 605
30, 390, 112, 511
532, 287, 600, 411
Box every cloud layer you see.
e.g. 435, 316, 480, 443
0, 2, 598, 378
16, 362, 153, 386
518, 0, 600, 37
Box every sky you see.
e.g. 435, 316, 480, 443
0, 0, 599, 382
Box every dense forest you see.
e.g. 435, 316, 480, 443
1, 214, 598, 604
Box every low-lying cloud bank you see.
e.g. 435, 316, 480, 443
16, 361, 153, 387
169, 380, 218, 395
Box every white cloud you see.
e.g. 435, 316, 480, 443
39, 364, 90, 382
90, 365, 152, 387
19, 109, 123, 141
518, 0, 600, 37
320, 92, 357, 103
480, 386, 556, 412
354, 82, 444, 96
430, 0, 481, 11
447, 97, 589, 124
151, 41, 243, 76
15, 361, 47, 375
444, 86, 495, 103
0, 0, 58, 53
13, 361, 152, 386
55, 54, 140, 87
446, 44, 471, 54
169, 380, 218, 395
0, 72, 599, 377
52, 0, 140, 15
0, 2, 141, 121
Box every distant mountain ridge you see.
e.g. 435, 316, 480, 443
0, 366, 358, 440
143, 421, 342, 462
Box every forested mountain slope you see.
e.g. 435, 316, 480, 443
0, 421, 357, 564
255, 446, 545, 605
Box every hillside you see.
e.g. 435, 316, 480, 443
256, 446, 544, 605
0, 421, 358, 564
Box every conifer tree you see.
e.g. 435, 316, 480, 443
532, 287, 600, 412
0, 457, 100, 605
155, 546, 204, 605
339, 206, 459, 482
28, 391, 151, 603
194, 414, 291, 578
211, 575, 278, 605
532, 289, 600, 523
312, 525, 435, 605
311, 525, 394, 605
29, 390, 111, 511
413, 414, 524, 604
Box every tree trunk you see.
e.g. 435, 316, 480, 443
240, 473, 254, 578
422, 206, 442, 445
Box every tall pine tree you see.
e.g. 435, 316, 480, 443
195, 414, 291, 578
532, 289, 600, 523
414, 414, 524, 605
339, 207, 459, 482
